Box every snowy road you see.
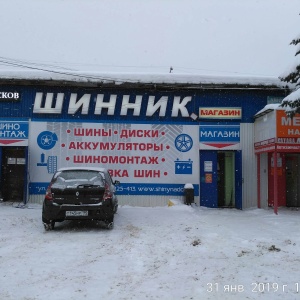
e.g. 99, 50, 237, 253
0, 201, 299, 300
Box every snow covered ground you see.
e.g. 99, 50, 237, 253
0, 201, 300, 300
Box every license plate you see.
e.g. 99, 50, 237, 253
66, 211, 88, 217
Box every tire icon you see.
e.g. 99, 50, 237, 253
37, 131, 58, 150
47, 156, 57, 174
175, 134, 193, 152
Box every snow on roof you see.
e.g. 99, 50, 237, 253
254, 103, 284, 119
0, 70, 292, 88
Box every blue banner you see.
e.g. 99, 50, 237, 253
0, 121, 29, 140
29, 182, 199, 196
200, 125, 240, 143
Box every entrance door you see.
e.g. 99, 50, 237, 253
200, 151, 218, 207
286, 154, 300, 207
1, 147, 26, 201
217, 151, 235, 207
200, 150, 241, 208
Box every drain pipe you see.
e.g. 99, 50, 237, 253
273, 151, 278, 215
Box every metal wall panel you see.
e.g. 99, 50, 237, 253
118, 195, 177, 207
240, 123, 257, 208
29, 194, 44, 204
259, 153, 268, 208
0, 85, 281, 123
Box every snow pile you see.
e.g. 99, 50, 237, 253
0, 201, 299, 300
184, 183, 194, 189
282, 88, 300, 103
281, 87, 300, 115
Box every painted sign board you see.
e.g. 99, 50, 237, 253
28, 121, 199, 196
254, 138, 276, 153
199, 107, 242, 119
254, 110, 300, 153
199, 125, 240, 149
0, 120, 29, 146
275, 110, 300, 151
277, 110, 300, 138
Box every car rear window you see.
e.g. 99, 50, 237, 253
53, 170, 105, 187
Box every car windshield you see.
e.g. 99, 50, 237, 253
53, 170, 105, 187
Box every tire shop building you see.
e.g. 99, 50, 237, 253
0, 74, 290, 209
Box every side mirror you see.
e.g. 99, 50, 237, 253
114, 180, 120, 186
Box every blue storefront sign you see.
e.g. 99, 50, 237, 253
0, 120, 29, 146
200, 125, 240, 149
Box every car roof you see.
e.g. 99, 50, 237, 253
57, 167, 107, 173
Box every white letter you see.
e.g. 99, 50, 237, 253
120, 95, 142, 116
68, 93, 91, 115
95, 94, 116, 115
33, 93, 64, 114
171, 96, 191, 117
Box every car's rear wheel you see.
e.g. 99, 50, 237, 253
105, 222, 114, 229
43, 217, 55, 231
103, 213, 114, 229
113, 204, 118, 214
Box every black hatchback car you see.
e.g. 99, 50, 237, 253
42, 167, 120, 230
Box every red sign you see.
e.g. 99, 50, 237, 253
199, 107, 242, 119
277, 110, 300, 138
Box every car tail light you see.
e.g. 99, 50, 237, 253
103, 182, 112, 201
45, 185, 53, 200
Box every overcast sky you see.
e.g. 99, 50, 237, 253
0, 0, 299, 78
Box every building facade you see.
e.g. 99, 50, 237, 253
255, 105, 300, 213
0, 78, 288, 208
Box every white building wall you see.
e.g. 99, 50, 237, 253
240, 123, 257, 208
29, 194, 200, 207
119, 195, 199, 207
254, 110, 276, 143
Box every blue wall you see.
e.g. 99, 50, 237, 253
0, 85, 286, 123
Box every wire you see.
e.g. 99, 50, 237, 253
0, 56, 184, 85
0, 56, 278, 84
0, 56, 76, 71
0, 58, 126, 82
